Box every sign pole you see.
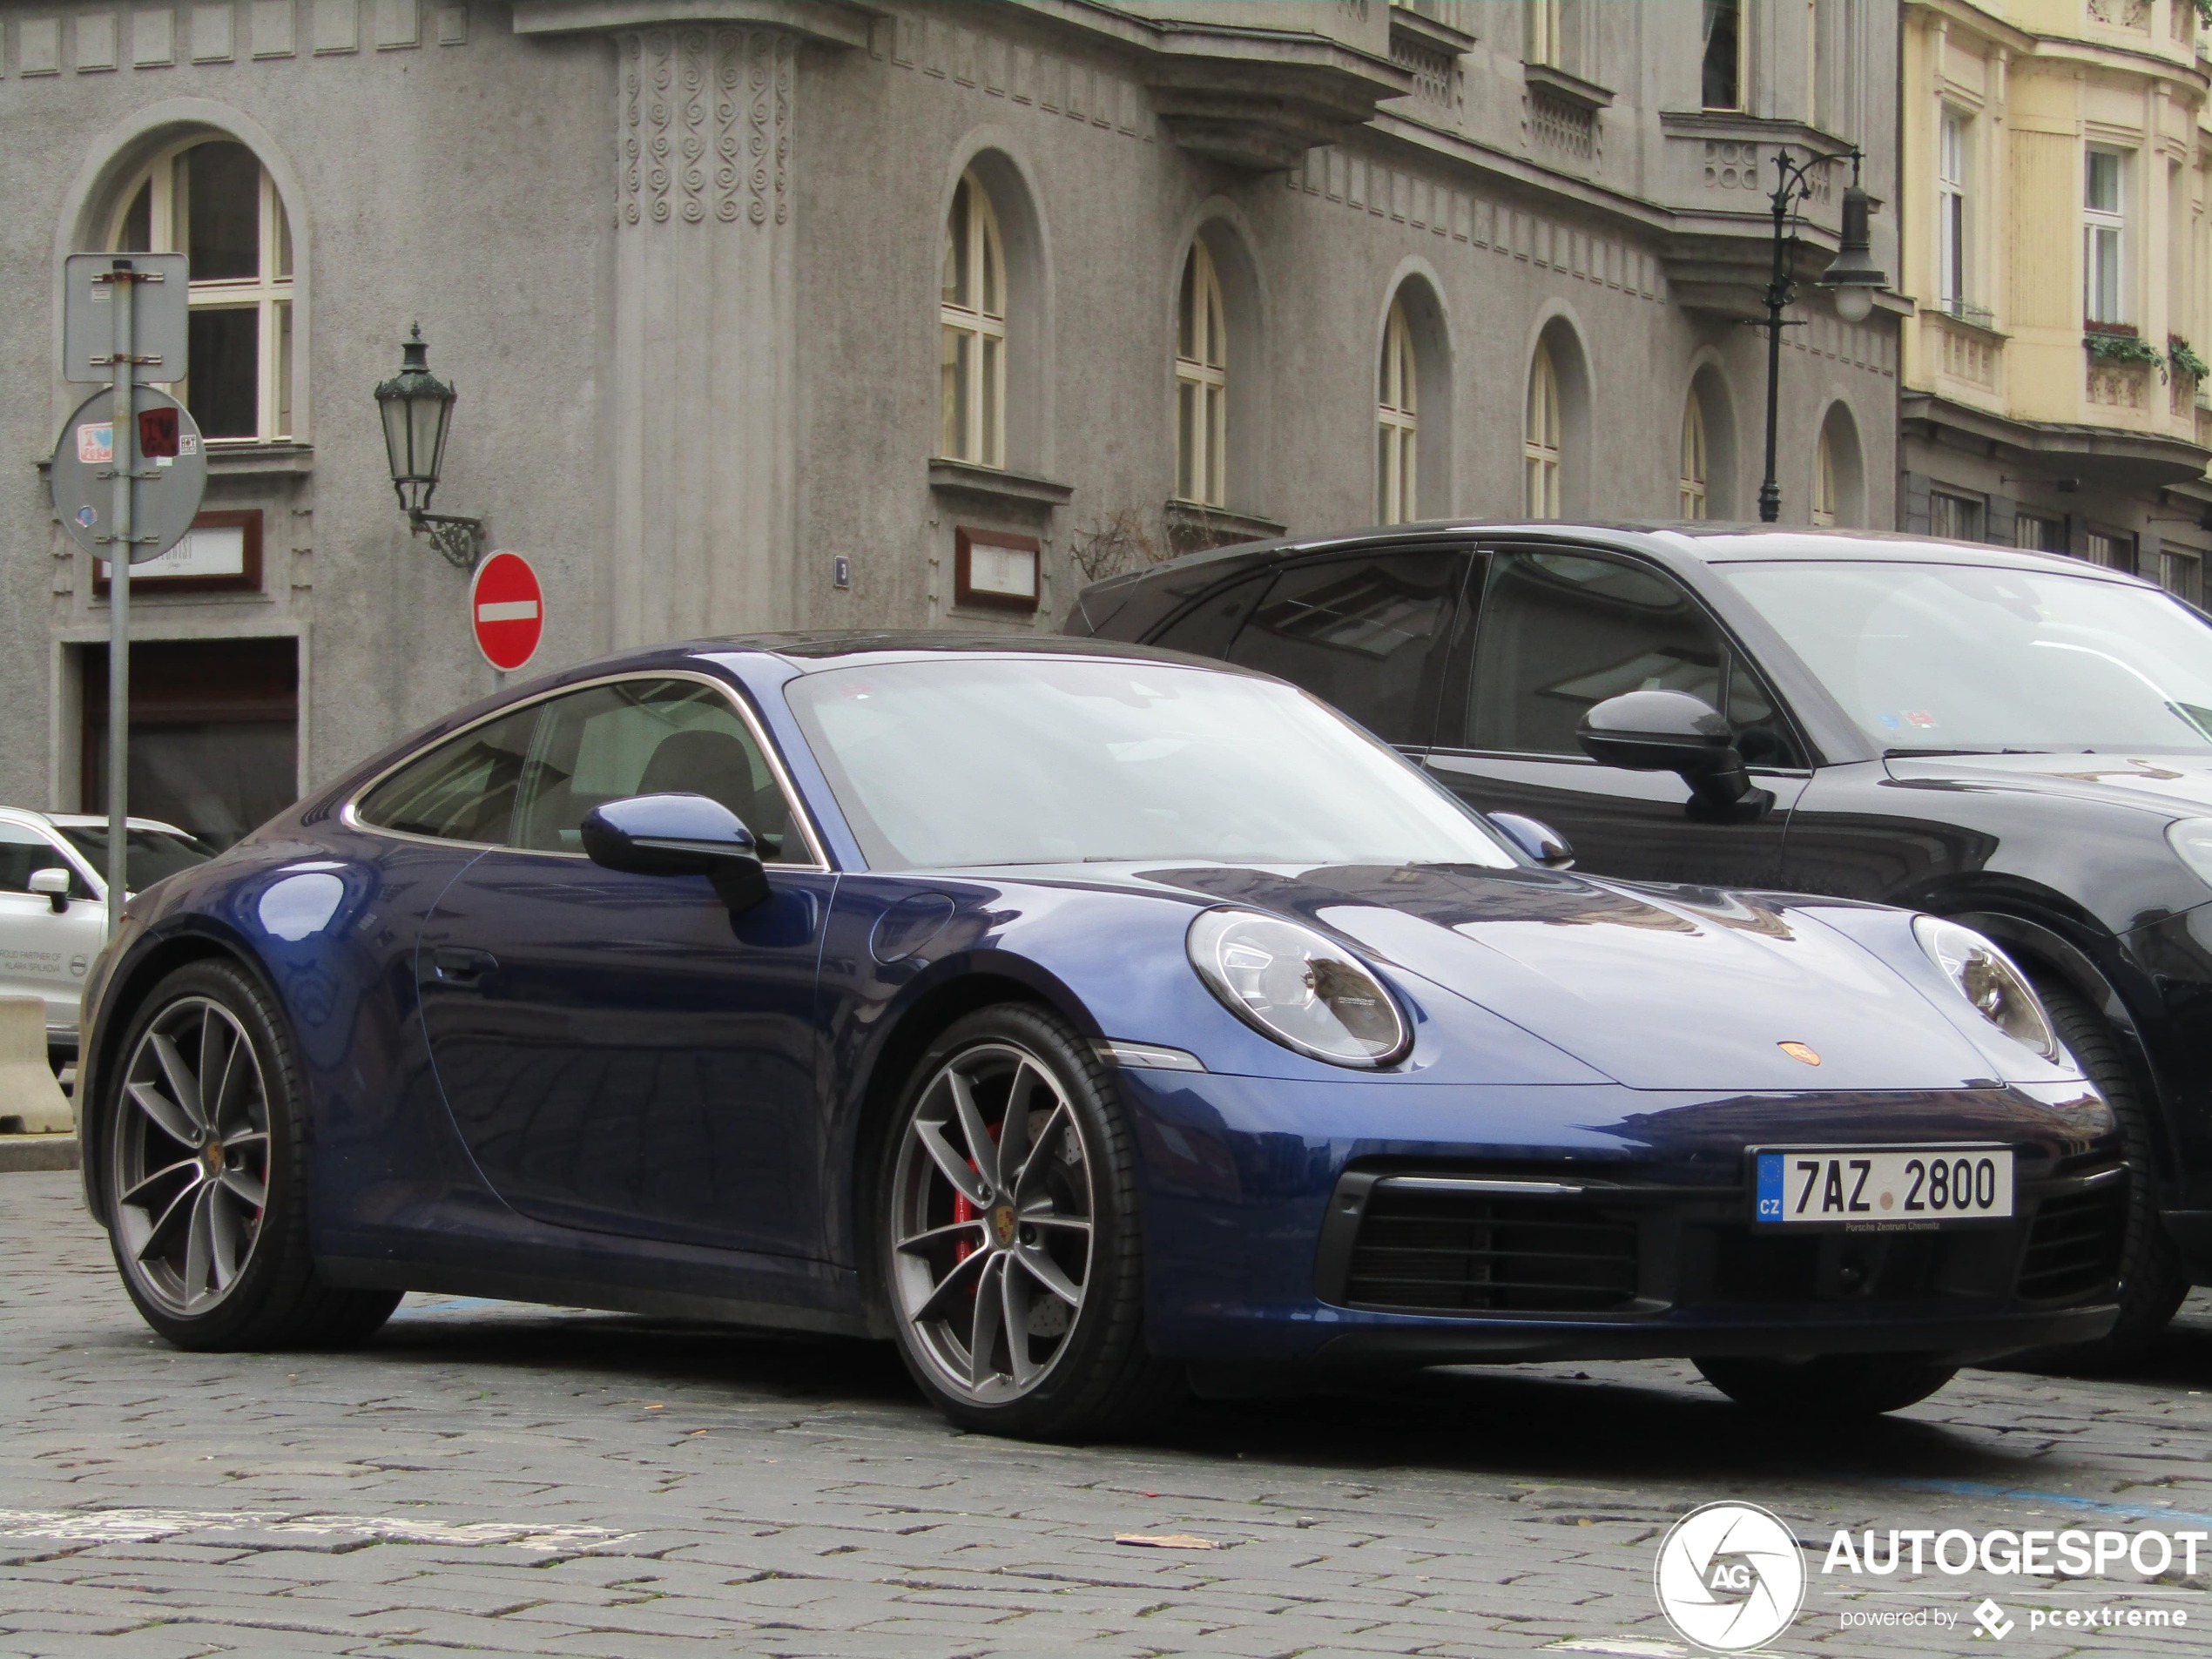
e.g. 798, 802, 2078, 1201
105, 262, 136, 939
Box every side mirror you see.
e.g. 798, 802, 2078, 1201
1576, 690, 1768, 819
581, 793, 768, 912
1488, 813, 1575, 869
28, 867, 72, 914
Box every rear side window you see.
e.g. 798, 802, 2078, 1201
354, 706, 539, 845
1224, 550, 1469, 745
1149, 571, 1273, 660
1467, 550, 1797, 765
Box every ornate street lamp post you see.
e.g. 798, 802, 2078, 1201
1756, 147, 1887, 523
374, 324, 485, 570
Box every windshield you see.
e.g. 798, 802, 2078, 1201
59, 826, 215, 892
1723, 560, 2212, 754
784, 657, 1517, 871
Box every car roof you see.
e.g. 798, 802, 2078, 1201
1076, 520, 2155, 593
685, 631, 1249, 673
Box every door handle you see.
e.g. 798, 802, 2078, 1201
425, 947, 499, 988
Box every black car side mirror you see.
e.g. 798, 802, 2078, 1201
581, 792, 769, 912
1488, 813, 1575, 869
1576, 690, 1770, 820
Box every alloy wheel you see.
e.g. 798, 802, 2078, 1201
888, 1042, 1095, 1403
111, 996, 272, 1317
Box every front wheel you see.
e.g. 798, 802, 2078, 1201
1694, 1353, 1957, 1417
877, 1004, 1179, 1440
102, 960, 400, 1351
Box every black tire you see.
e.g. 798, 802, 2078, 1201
1694, 1353, 1957, 1417
874, 1003, 1182, 1440
100, 959, 400, 1352
2013, 975, 2189, 1372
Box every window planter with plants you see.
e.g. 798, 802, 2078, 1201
2085, 321, 2168, 378
2171, 336, 2210, 381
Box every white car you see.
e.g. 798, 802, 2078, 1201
0, 807, 212, 1055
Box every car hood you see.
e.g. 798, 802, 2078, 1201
1076, 862, 2002, 1091
1885, 749, 2212, 816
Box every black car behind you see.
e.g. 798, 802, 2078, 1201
1070, 523, 2212, 1363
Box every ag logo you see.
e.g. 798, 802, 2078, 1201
1654, 1501, 1805, 1653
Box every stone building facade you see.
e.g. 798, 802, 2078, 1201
0, 0, 1900, 845
1898, 0, 2212, 590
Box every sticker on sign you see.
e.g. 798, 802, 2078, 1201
469, 550, 544, 673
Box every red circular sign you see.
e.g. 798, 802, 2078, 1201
469, 550, 543, 672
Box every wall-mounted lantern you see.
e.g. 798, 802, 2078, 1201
374, 324, 484, 570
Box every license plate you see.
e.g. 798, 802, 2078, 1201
1752, 1146, 2013, 1230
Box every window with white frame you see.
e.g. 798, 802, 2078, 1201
2014, 512, 2063, 553
2162, 547, 2204, 605
1174, 240, 1227, 507
1939, 109, 1971, 316
1702, 0, 1743, 111
1377, 301, 1419, 524
1527, 0, 1564, 68
2087, 529, 2134, 572
1678, 395, 1709, 518
940, 171, 1006, 469
1929, 489, 1984, 542
2086, 148, 2128, 326
1524, 344, 1562, 519
111, 138, 293, 442
1811, 428, 1838, 527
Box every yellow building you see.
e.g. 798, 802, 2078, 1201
1900, 0, 2212, 597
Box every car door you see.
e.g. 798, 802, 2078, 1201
1423, 545, 1808, 887
0, 822, 103, 1046
1212, 544, 1474, 750
413, 673, 836, 1259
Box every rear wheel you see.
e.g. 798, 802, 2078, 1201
2015, 976, 2188, 1372
877, 1004, 1179, 1440
1694, 1353, 1956, 1417
102, 960, 399, 1351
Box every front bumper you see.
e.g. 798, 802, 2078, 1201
1118, 1067, 2123, 1368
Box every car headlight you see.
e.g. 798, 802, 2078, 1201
2168, 818, 2212, 892
1187, 907, 1409, 1068
1912, 915, 2060, 1063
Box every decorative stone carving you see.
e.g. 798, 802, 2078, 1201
1934, 316, 1999, 391
1529, 87, 1595, 161
2088, 0, 2150, 29
2087, 360, 2150, 409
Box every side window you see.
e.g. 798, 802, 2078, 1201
511, 678, 805, 862
1150, 571, 1273, 660
0, 826, 77, 895
354, 706, 539, 845
1225, 550, 1469, 745
1467, 550, 1798, 766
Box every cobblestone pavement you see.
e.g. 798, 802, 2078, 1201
6, 1170, 2212, 1659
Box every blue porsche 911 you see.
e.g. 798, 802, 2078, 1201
76, 636, 2124, 1438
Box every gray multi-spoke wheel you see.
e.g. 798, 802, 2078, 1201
889, 1041, 1096, 1403
100, 960, 401, 1351
877, 1004, 1182, 1440
112, 995, 272, 1316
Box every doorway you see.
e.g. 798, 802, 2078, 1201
81, 637, 299, 849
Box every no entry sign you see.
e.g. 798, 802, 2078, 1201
469, 551, 543, 672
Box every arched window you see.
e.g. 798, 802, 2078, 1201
1377, 300, 1419, 524
1811, 428, 1838, 526
1524, 344, 1561, 518
939, 170, 1006, 468
1679, 395, 1709, 518
111, 138, 293, 442
1174, 240, 1227, 506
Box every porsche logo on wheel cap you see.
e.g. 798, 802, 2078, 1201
1778, 1041, 1822, 1067
991, 1205, 1017, 1246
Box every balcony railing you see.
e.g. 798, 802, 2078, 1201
1937, 295, 1996, 330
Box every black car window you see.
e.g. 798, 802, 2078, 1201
511, 678, 801, 860
0, 824, 72, 894
1467, 550, 1799, 766
354, 706, 540, 845
1150, 570, 1274, 660
1224, 550, 1469, 745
